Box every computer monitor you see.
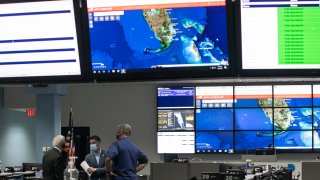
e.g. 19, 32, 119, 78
236, 0, 320, 76
0, 0, 89, 83
85, 0, 235, 80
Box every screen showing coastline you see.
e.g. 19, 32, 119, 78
86, 0, 230, 79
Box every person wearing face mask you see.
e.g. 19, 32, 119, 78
85, 135, 108, 180
105, 124, 148, 180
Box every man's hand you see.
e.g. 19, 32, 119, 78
87, 167, 97, 174
107, 171, 118, 179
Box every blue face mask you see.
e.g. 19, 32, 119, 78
90, 144, 97, 152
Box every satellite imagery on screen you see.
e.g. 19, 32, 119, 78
89, 5, 229, 71
235, 91, 316, 150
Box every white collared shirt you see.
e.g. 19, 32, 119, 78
94, 149, 101, 165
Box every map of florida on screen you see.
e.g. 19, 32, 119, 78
87, 0, 229, 72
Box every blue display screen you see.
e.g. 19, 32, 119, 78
195, 131, 233, 153
274, 130, 312, 149
235, 108, 273, 130
157, 85, 320, 154
235, 131, 273, 151
314, 130, 320, 149
87, 2, 229, 76
196, 109, 233, 130
273, 108, 312, 130
314, 98, 320, 107
314, 107, 320, 129
235, 98, 272, 108
157, 87, 194, 108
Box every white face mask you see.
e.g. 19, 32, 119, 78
90, 144, 97, 152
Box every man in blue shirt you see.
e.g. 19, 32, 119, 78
85, 135, 107, 180
106, 124, 148, 180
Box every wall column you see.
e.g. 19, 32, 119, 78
26, 84, 67, 162
0, 87, 4, 109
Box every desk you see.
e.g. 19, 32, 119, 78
301, 161, 320, 180
150, 162, 220, 180
151, 163, 189, 180
0, 173, 13, 177
0, 171, 36, 180
0, 173, 22, 180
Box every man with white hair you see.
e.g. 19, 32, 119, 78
42, 135, 68, 180
106, 124, 148, 180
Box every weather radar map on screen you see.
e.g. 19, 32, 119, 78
87, 0, 229, 77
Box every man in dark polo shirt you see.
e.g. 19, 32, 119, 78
106, 124, 148, 180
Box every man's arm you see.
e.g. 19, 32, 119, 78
105, 157, 113, 173
105, 157, 118, 177
136, 163, 147, 172
136, 150, 149, 172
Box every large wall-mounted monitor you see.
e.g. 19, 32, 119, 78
236, 0, 320, 76
157, 84, 320, 154
0, 0, 89, 83
86, 0, 235, 80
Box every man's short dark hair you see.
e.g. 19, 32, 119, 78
90, 135, 101, 142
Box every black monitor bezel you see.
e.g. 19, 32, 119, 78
0, 0, 92, 84
157, 83, 320, 154
83, 0, 237, 82
234, 0, 320, 77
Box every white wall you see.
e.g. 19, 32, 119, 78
0, 109, 36, 169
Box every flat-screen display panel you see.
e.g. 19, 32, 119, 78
158, 109, 194, 131
273, 85, 312, 107
196, 109, 233, 130
157, 84, 320, 154
0, 0, 86, 82
235, 131, 273, 151
195, 131, 233, 153
157, 131, 195, 153
313, 130, 320, 149
86, 0, 234, 80
157, 87, 195, 109
314, 107, 320, 129
273, 107, 312, 131
234, 86, 272, 107
313, 85, 320, 106
196, 86, 233, 108
238, 0, 320, 76
274, 130, 312, 150
235, 108, 273, 131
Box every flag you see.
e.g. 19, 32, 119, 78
64, 106, 76, 157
